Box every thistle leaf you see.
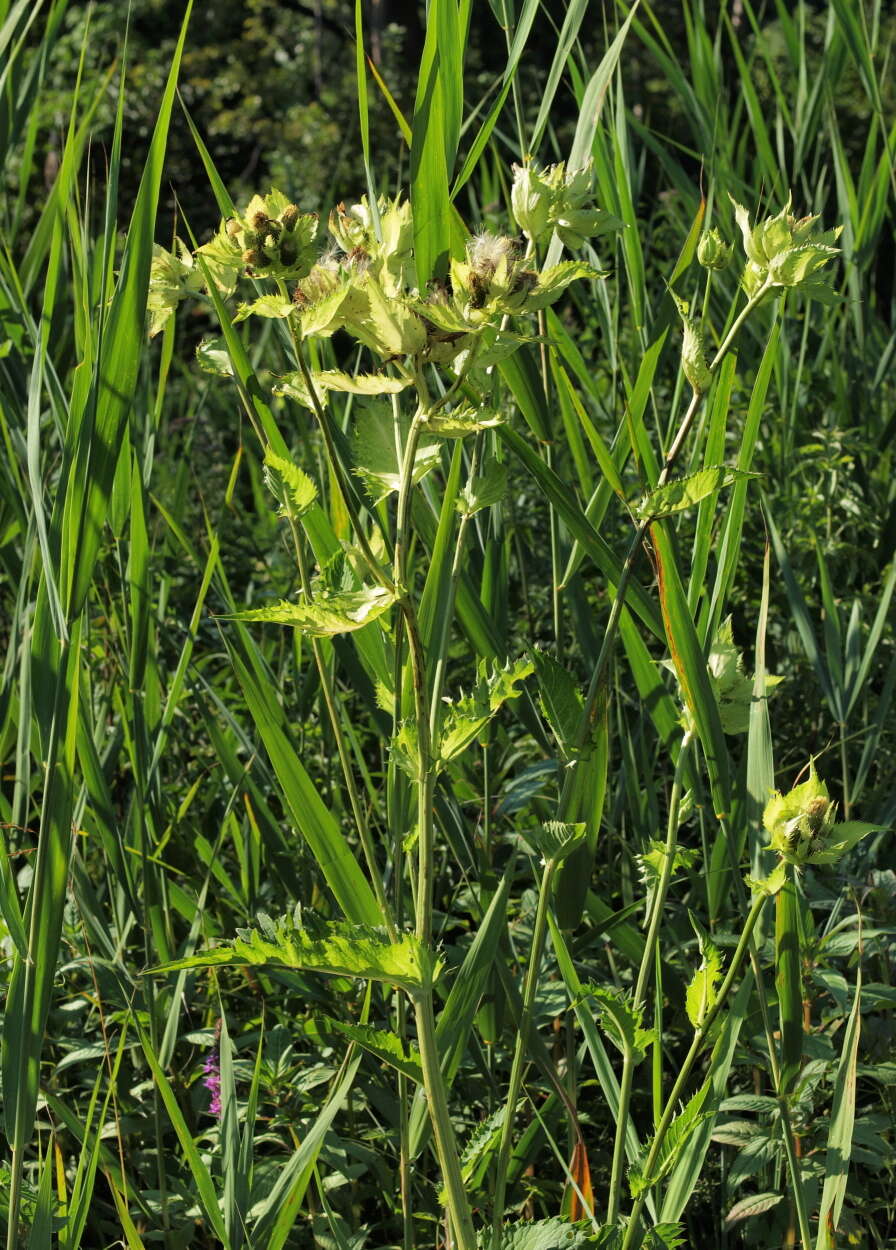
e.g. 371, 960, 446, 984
263, 449, 317, 517
153, 914, 439, 993
226, 586, 395, 636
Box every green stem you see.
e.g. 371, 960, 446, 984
607, 732, 694, 1224
620, 887, 769, 1250
286, 514, 396, 939
491, 857, 558, 1244
293, 340, 394, 594
560, 282, 772, 818
391, 402, 475, 1249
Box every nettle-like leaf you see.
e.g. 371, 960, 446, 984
641, 1226, 687, 1250
323, 1019, 422, 1084
422, 404, 503, 439
524, 821, 587, 865
353, 410, 441, 503
637, 841, 699, 891
457, 459, 509, 516
685, 914, 723, 1029
392, 720, 420, 780
274, 371, 319, 411
708, 616, 783, 735
530, 648, 583, 754
580, 986, 654, 1062
313, 368, 411, 396
233, 294, 294, 323
443, 1106, 506, 1203
629, 1082, 711, 1196
746, 861, 789, 897
484, 1218, 601, 1250
194, 219, 243, 295
147, 241, 203, 336
154, 913, 439, 993
439, 657, 534, 764
358, 275, 427, 357
526, 260, 602, 311
195, 336, 234, 377
263, 449, 317, 517
634, 467, 757, 522
226, 586, 395, 636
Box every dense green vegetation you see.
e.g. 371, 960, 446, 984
1, 2, 894, 1248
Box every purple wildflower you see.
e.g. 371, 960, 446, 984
203, 1021, 222, 1117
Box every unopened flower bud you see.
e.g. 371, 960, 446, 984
697, 228, 732, 270
280, 204, 300, 232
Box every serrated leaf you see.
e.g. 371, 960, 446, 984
685, 915, 723, 1029
226, 586, 395, 636
233, 294, 295, 322
263, 449, 317, 516
527, 261, 601, 311
196, 336, 234, 377
457, 459, 508, 515
724, 1192, 784, 1225
273, 371, 319, 411
361, 275, 427, 356
323, 1020, 422, 1083
629, 1083, 710, 1195
530, 649, 583, 754
313, 368, 411, 395
487, 1218, 601, 1250
641, 1226, 687, 1250
439, 658, 534, 763
525, 821, 587, 865
423, 404, 503, 439
746, 862, 788, 896
635, 468, 756, 521
353, 410, 441, 503
153, 915, 439, 993
580, 986, 654, 1062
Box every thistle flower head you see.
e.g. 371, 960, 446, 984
511, 159, 619, 249
730, 195, 842, 299
763, 762, 883, 866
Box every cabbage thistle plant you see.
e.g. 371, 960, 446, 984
147, 174, 859, 1250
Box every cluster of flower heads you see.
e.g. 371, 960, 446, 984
148, 162, 615, 363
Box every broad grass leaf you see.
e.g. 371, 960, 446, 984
816, 963, 862, 1250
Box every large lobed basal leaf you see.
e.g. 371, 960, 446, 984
153, 912, 440, 994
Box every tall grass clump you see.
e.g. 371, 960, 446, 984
1, 1, 894, 1248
